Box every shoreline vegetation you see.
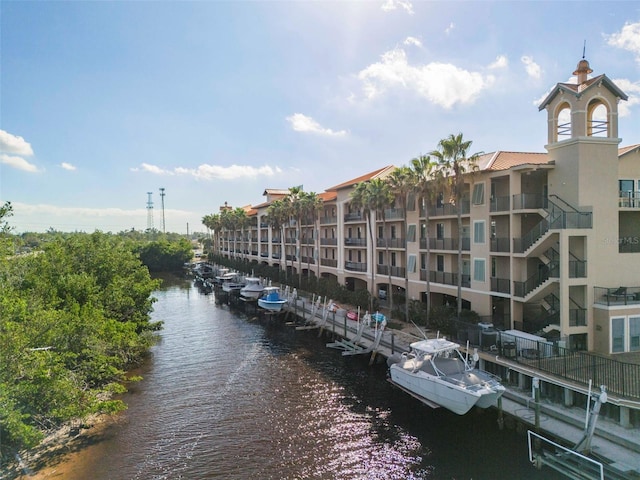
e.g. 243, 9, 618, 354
0, 226, 195, 478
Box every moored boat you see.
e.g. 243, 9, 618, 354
387, 337, 505, 415
257, 286, 288, 312
240, 276, 265, 299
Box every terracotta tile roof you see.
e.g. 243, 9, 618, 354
262, 188, 289, 196
619, 144, 640, 156
325, 165, 395, 191
476, 151, 549, 171
319, 191, 337, 202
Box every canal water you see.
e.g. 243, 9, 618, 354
61, 275, 564, 480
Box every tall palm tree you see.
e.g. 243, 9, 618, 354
232, 207, 249, 262
302, 191, 323, 285
267, 199, 288, 283
387, 166, 414, 322
410, 154, 437, 326
431, 133, 482, 318
201, 213, 221, 256
349, 181, 375, 312
366, 178, 395, 317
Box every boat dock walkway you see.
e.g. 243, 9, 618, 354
279, 296, 640, 479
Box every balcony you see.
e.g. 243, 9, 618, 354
491, 277, 511, 294
377, 264, 406, 277
376, 238, 406, 249
345, 261, 367, 272
421, 237, 470, 251
420, 270, 471, 288
425, 201, 470, 217
383, 207, 405, 220
345, 237, 367, 247
619, 191, 640, 208
320, 216, 338, 225
489, 237, 510, 253
594, 286, 640, 306
321, 258, 338, 267
320, 238, 338, 246
344, 212, 363, 222
513, 193, 547, 210
490, 195, 510, 212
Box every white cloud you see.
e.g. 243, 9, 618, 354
0, 153, 39, 173
404, 36, 422, 48
445, 22, 455, 35
174, 164, 282, 180
488, 55, 508, 69
60, 162, 76, 171
521, 55, 541, 79
605, 21, 640, 62
381, 0, 414, 14
133, 162, 282, 180
357, 48, 495, 109
287, 113, 347, 137
0, 130, 34, 156
612, 78, 640, 117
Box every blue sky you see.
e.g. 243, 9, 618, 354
1, 1, 639, 234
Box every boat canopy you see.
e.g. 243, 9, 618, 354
410, 338, 460, 354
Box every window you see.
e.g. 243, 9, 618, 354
472, 183, 485, 205
630, 316, 640, 352
407, 224, 416, 242
611, 317, 625, 353
391, 225, 396, 239
619, 179, 634, 195
378, 225, 383, 238
473, 221, 485, 244
378, 251, 384, 264
436, 223, 444, 240
357, 227, 362, 239
420, 253, 426, 270
348, 227, 352, 238
491, 257, 496, 277
420, 222, 427, 239
473, 258, 486, 282
407, 254, 416, 273
407, 193, 416, 211
358, 251, 362, 262
391, 252, 396, 267
437, 255, 444, 272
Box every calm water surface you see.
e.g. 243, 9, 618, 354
67, 276, 563, 480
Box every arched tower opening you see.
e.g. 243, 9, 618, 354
586, 100, 609, 137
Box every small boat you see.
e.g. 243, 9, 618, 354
257, 286, 288, 312
346, 310, 358, 321
240, 276, 265, 299
387, 337, 505, 415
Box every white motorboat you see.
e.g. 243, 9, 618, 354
387, 337, 505, 415
257, 286, 287, 312
240, 276, 265, 299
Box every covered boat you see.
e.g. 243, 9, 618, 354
240, 276, 265, 299
387, 337, 505, 415
257, 286, 287, 312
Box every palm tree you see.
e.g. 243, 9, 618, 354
302, 191, 323, 286
286, 186, 304, 287
266, 199, 288, 283
387, 166, 414, 322
366, 178, 395, 317
201, 213, 221, 256
430, 133, 482, 318
410, 154, 437, 326
349, 181, 375, 312
232, 207, 249, 262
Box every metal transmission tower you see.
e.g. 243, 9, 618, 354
146, 192, 154, 231
159, 187, 166, 233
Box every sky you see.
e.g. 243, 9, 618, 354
1, 1, 639, 234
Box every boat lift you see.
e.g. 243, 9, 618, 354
527, 384, 628, 480
326, 311, 386, 359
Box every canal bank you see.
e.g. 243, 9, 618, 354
234, 288, 640, 479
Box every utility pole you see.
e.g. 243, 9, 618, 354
146, 192, 154, 231
159, 187, 166, 233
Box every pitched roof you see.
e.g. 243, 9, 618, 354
319, 191, 337, 202
538, 74, 628, 111
476, 151, 549, 171
325, 165, 395, 191
619, 144, 640, 157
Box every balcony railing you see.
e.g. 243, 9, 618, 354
345, 261, 367, 272
619, 191, 640, 208
320, 258, 338, 267
345, 237, 366, 246
344, 212, 363, 222
513, 262, 559, 298
490, 195, 510, 212
320, 216, 338, 225
420, 270, 471, 288
376, 238, 406, 248
513, 193, 547, 210
490, 277, 511, 294
594, 286, 640, 306
568, 259, 587, 278
383, 207, 405, 220
420, 237, 470, 251
320, 238, 337, 246
490, 237, 510, 253
426, 201, 470, 217
377, 264, 406, 277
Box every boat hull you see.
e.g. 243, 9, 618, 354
257, 299, 287, 312
389, 365, 481, 415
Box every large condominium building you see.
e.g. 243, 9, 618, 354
215, 57, 640, 356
